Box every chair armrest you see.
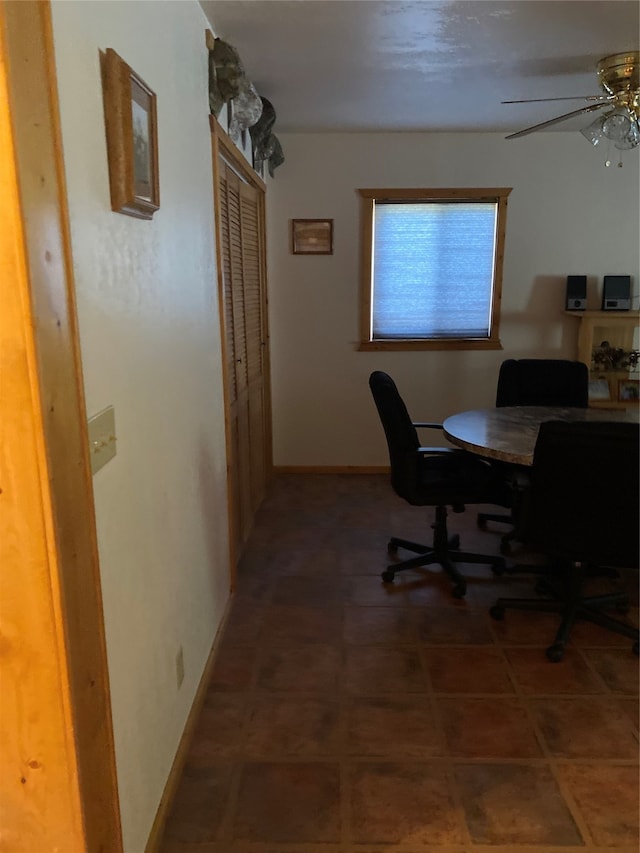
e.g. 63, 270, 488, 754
415, 422, 453, 453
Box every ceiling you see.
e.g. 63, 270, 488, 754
199, 0, 639, 136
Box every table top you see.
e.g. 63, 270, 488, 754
443, 405, 640, 467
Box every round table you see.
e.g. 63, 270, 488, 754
443, 405, 640, 467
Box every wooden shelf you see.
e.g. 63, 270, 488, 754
565, 310, 639, 320
587, 397, 634, 411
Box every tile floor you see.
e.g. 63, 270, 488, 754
159, 474, 639, 853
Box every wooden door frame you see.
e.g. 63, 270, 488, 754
1, 2, 122, 849
209, 113, 272, 589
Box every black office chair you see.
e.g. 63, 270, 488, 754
493, 358, 589, 409
478, 358, 589, 552
490, 420, 639, 662
369, 371, 512, 598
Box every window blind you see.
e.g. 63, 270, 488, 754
371, 201, 498, 340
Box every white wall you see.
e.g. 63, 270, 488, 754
267, 132, 640, 467
50, 2, 229, 850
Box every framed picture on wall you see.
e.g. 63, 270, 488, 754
291, 219, 333, 254
100, 48, 160, 220
588, 378, 611, 401
618, 378, 639, 402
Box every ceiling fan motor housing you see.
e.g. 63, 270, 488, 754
597, 51, 639, 111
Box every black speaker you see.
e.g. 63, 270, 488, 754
566, 275, 587, 310
602, 275, 631, 311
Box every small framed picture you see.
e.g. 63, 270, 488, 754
618, 378, 639, 402
291, 219, 333, 255
100, 48, 160, 220
588, 378, 611, 401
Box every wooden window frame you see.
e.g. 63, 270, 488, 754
358, 187, 511, 351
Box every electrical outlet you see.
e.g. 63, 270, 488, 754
87, 405, 117, 475
175, 646, 184, 689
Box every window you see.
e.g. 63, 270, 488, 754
358, 187, 511, 350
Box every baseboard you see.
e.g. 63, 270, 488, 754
144, 596, 233, 852
273, 465, 389, 474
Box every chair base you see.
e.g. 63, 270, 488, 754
477, 510, 511, 529
477, 511, 518, 555
490, 562, 639, 661
478, 472, 529, 556
382, 506, 506, 598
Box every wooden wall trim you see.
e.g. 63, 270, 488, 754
1, 1, 122, 849
209, 112, 266, 192
1, 11, 85, 850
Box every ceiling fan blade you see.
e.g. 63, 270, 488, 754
502, 95, 605, 104
505, 102, 608, 139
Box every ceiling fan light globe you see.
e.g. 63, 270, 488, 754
601, 108, 633, 140
614, 119, 640, 150
580, 115, 605, 146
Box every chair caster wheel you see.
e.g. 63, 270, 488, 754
452, 584, 466, 599
381, 570, 395, 583
387, 541, 398, 555
546, 644, 565, 663
489, 605, 505, 620
633, 641, 639, 657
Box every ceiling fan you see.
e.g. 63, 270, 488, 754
504, 51, 640, 152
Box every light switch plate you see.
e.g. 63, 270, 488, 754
88, 405, 116, 475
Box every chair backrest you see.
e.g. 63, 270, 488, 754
368, 371, 420, 500
496, 359, 589, 408
524, 420, 639, 569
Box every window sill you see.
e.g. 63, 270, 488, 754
358, 339, 503, 352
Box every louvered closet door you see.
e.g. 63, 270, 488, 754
240, 181, 267, 513
218, 159, 269, 551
